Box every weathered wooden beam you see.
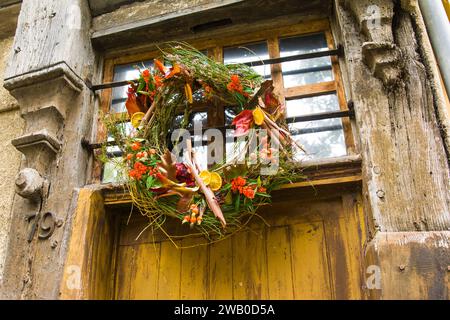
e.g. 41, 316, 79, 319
0, 0, 97, 300
90, 47, 342, 91
88, 0, 134, 17
91, 0, 331, 51
334, 0, 450, 300
365, 231, 450, 299
335, 0, 450, 232
4, 0, 94, 82
101, 154, 362, 206
60, 187, 117, 299
0, 0, 21, 8
0, 1, 20, 39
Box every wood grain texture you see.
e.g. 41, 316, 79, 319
157, 240, 182, 299
180, 237, 209, 300
334, 1, 450, 231
92, 0, 331, 52
232, 228, 269, 299
266, 226, 294, 299
208, 237, 233, 299
115, 243, 160, 299
5, 0, 94, 81
365, 231, 450, 300
60, 188, 118, 300
290, 222, 332, 299
113, 186, 367, 300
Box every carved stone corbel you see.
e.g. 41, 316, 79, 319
12, 129, 61, 174
5, 63, 83, 174
5, 63, 84, 243
344, 0, 402, 86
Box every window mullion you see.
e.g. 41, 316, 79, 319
267, 37, 284, 101
93, 58, 115, 183
325, 30, 355, 154
284, 81, 337, 99
207, 46, 225, 168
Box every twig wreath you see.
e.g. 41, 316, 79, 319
102, 43, 307, 246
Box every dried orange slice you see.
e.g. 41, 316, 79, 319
131, 112, 145, 128
209, 172, 223, 191
199, 170, 211, 185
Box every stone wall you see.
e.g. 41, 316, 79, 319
0, 35, 23, 280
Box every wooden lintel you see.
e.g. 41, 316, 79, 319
91, 0, 331, 52
102, 154, 362, 206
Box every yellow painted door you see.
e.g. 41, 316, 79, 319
113, 188, 367, 299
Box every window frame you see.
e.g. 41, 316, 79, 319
93, 18, 357, 184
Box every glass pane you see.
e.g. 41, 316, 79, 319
223, 41, 271, 79
279, 33, 333, 87
172, 111, 207, 130
189, 112, 208, 130
171, 112, 208, 169
190, 143, 208, 171
225, 129, 247, 163
286, 94, 339, 118
289, 119, 346, 160
102, 157, 125, 183
286, 94, 346, 160
224, 106, 242, 126
102, 122, 133, 183
111, 60, 153, 113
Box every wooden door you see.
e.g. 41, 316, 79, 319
113, 185, 367, 300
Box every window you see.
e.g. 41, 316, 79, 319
96, 20, 355, 183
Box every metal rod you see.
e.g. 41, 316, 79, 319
105, 124, 345, 157
91, 47, 343, 91
243, 47, 341, 67
290, 124, 343, 136
285, 109, 354, 123
83, 108, 353, 151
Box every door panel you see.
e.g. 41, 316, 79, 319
266, 226, 294, 299
290, 222, 332, 299
114, 189, 366, 300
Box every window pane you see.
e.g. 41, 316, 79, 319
172, 111, 208, 130
171, 112, 208, 170
286, 94, 339, 118
223, 41, 271, 79
225, 129, 247, 163
187, 142, 208, 171
289, 118, 346, 160
289, 119, 347, 161
279, 33, 333, 87
111, 60, 153, 113
102, 122, 134, 183
224, 106, 242, 126
286, 94, 346, 160
102, 157, 125, 183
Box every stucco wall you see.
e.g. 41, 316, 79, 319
0, 36, 23, 280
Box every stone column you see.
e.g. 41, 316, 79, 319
0, 0, 97, 299
333, 0, 450, 299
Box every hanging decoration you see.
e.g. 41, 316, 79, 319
102, 43, 307, 246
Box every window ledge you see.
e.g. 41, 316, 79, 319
100, 154, 362, 206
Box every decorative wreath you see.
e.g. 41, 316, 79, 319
102, 44, 306, 246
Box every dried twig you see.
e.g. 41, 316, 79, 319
185, 140, 226, 228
